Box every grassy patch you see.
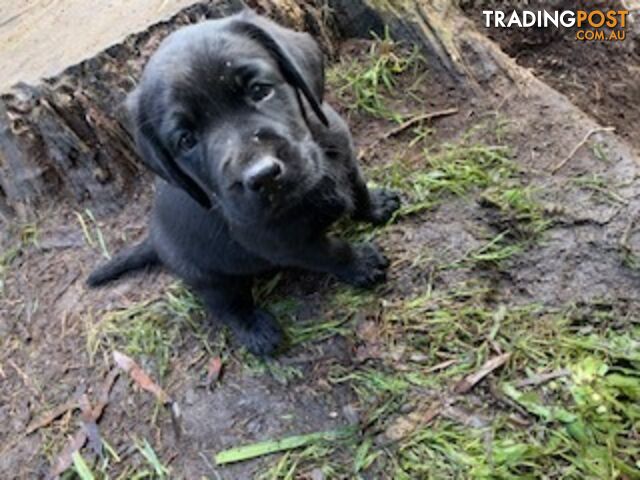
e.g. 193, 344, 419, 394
242, 287, 377, 383
367, 123, 553, 272
592, 142, 610, 164
258, 443, 346, 479
391, 336, 640, 479
465, 231, 524, 266
573, 173, 629, 206
620, 248, 640, 271
260, 274, 640, 478
375, 142, 517, 218
264, 287, 376, 348
480, 186, 552, 238
87, 283, 213, 378
328, 29, 423, 122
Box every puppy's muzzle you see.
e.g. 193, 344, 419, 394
243, 156, 285, 192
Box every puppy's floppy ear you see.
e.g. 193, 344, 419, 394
126, 89, 212, 209
231, 14, 329, 127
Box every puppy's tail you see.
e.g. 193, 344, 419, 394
87, 238, 160, 287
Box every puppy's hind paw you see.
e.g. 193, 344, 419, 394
234, 309, 284, 357
338, 243, 389, 289
367, 188, 401, 225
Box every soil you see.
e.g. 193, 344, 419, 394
2, 3, 640, 479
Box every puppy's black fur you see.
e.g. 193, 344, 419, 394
88, 11, 401, 355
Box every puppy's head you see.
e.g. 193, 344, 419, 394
128, 11, 329, 224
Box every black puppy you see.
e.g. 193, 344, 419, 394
88, 11, 401, 355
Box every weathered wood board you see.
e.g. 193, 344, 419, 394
0, 0, 202, 91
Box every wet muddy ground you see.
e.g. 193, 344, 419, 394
1, 5, 640, 479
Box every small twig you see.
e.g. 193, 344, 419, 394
423, 359, 457, 374
384, 354, 511, 443
199, 452, 222, 480
514, 369, 570, 388
26, 398, 80, 435
550, 126, 615, 174
379, 108, 459, 139
358, 107, 459, 161
454, 353, 511, 394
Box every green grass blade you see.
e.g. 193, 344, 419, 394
135, 438, 169, 478
72, 451, 96, 480
215, 427, 355, 465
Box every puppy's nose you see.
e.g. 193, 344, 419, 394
243, 156, 284, 192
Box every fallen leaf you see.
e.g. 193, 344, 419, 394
205, 357, 223, 388
384, 355, 510, 443
424, 359, 457, 374
26, 398, 79, 435
113, 351, 171, 404
113, 351, 182, 439
454, 353, 511, 394
79, 394, 101, 458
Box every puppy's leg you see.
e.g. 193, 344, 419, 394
193, 276, 283, 356
282, 237, 389, 289
350, 168, 401, 225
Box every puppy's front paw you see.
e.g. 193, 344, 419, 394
367, 189, 401, 225
234, 309, 284, 356
338, 243, 389, 289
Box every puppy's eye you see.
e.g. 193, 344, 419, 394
177, 131, 197, 152
248, 83, 274, 102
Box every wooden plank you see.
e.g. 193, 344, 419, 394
0, 0, 201, 91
